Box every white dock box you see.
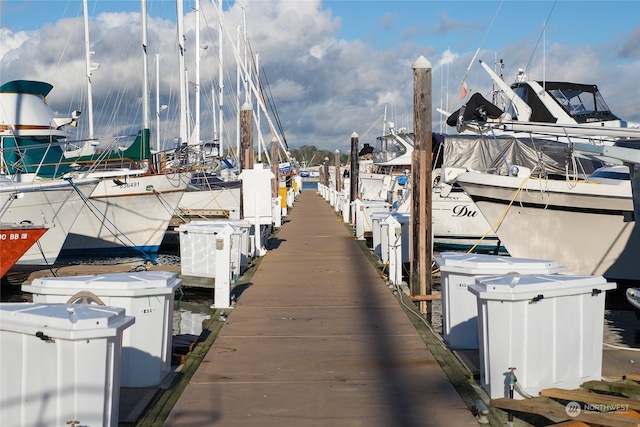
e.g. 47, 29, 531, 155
435, 253, 566, 350
180, 219, 251, 274
383, 212, 410, 264
22, 271, 181, 387
178, 222, 243, 278
371, 211, 391, 259
0, 303, 134, 427
353, 200, 391, 240
469, 274, 616, 399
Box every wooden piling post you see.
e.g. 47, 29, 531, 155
323, 156, 330, 188
349, 132, 359, 220
270, 136, 279, 198
240, 102, 254, 170
334, 149, 341, 192
409, 56, 433, 319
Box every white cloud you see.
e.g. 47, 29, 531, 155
0, 28, 30, 61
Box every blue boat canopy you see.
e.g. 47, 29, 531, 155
0, 80, 53, 97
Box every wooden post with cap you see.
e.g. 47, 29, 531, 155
409, 55, 433, 319
349, 132, 359, 220
334, 149, 341, 193
240, 101, 254, 170
270, 136, 279, 198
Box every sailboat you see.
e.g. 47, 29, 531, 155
172, 0, 242, 222
172, 0, 289, 224
54, 0, 191, 259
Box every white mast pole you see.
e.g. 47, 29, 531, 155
217, 0, 224, 157
236, 24, 242, 158
256, 53, 262, 162
212, 86, 217, 147
82, 0, 94, 141
194, 0, 201, 146
141, 0, 150, 132
176, 0, 188, 145
242, 8, 249, 105
156, 54, 163, 152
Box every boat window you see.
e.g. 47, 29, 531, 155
594, 90, 613, 115
511, 84, 556, 122
547, 86, 618, 123
373, 135, 407, 163
548, 88, 593, 115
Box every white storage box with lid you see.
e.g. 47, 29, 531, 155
435, 253, 566, 350
177, 221, 242, 278
181, 219, 251, 274
22, 271, 180, 388
370, 211, 391, 259
382, 212, 410, 265
469, 274, 616, 399
0, 303, 134, 427
353, 200, 391, 240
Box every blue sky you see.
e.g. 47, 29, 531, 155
4, 0, 638, 54
1, 0, 639, 151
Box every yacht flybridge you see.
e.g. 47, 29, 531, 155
448, 59, 640, 144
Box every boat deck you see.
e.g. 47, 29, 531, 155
163, 189, 480, 426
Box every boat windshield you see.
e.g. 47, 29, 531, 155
372, 134, 409, 163
545, 83, 620, 123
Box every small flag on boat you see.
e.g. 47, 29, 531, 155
461, 81, 468, 100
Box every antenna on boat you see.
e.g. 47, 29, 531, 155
522, 0, 557, 82
383, 105, 387, 135
543, 19, 546, 91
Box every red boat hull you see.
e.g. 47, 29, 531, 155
1, 225, 50, 277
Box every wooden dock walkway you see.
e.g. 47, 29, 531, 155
164, 190, 479, 426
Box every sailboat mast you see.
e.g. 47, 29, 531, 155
156, 53, 161, 152
141, 0, 150, 132
217, 0, 224, 157
256, 53, 262, 161
194, 0, 201, 146
176, 0, 188, 145
82, 0, 94, 140
211, 0, 290, 160
242, 8, 249, 105
235, 24, 241, 157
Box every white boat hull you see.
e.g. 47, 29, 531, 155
60, 173, 189, 257
1, 178, 100, 265
431, 190, 501, 251
361, 170, 501, 251
456, 171, 638, 280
